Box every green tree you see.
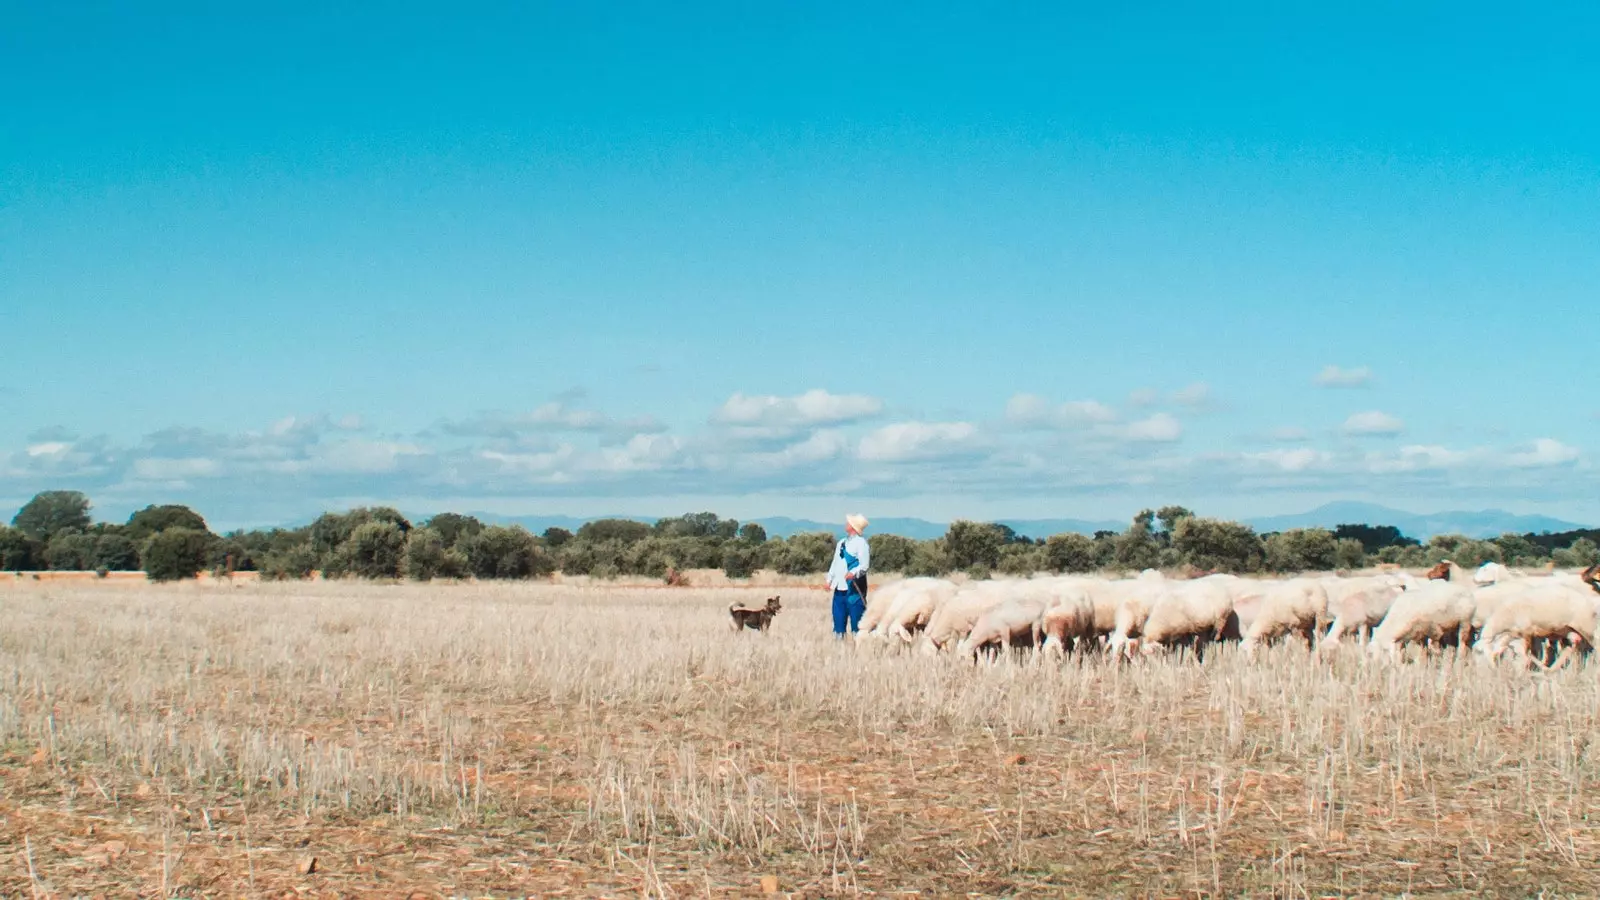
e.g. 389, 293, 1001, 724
1492, 533, 1549, 566
124, 504, 208, 541
1334, 538, 1367, 570
44, 532, 98, 570
556, 539, 624, 576
1333, 523, 1418, 554
1044, 532, 1099, 573
868, 533, 917, 573
92, 534, 142, 572
577, 518, 652, 544
945, 520, 1003, 572
905, 539, 952, 577
655, 511, 738, 540
1553, 538, 1600, 568
766, 532, 836, 575
1155, 506, 1195, 536
541, 526, 575, 549
997, 542, 1046, 575
1172, 517, 1263, 573
403, 528, 468, 581
737, 522, 768, 544
259, 544, 317, 581
1263, 528, 1340, 572
461, 525, 552, 579
334, 521, 407, 579
721, 543, 760, 579
12, 490, 91, 541
1113, 519, 1161, 571
0, 526, 39, 571
142, 528, 213, 582
424, 513, 484, 548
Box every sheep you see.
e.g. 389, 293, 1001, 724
856, 578, 909, 635
1238, 577, 1329, 657
728, 595, 782, 632
1039, 580, 1102, 656
1139, 577, 1236, 658
862, 577, 959, 644
1321, 575, 1406, 647
1367, 580, 1476, 659
1105, 577, 1167, 660
1473, 583, 1600, 668
921, 581, 1013, 653
957, 594, 1048, 660
1581, 564, 1599, 595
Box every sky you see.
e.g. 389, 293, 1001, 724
2, 3, 1597, 530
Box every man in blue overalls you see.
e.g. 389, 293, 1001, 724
826, 514, 871, 636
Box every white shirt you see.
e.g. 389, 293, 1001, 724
826, 533, 871, 591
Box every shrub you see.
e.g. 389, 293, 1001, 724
142, 528, 214, 582
1043, 532, 1099, 573
461, 526, 552, 579
0, 527, 39, 571
92, 534, 142, 572
403, 528, 468, 581
259, 545, 317, 581
125, 504, 208, 541
868, 533, 917, 573
44, 532, 98, 570
335, 521, 407, 580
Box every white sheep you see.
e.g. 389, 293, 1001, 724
921, 580, 1013, 653
1321, 575, 1406, 647
1037, 578, 1104, 655
865, 577, 959, 643
957, 594, 1048, 659
1367, 579, 1476, 659
1106, 576, 1176, 659
1473, 583, 1600, 668
1239, 577, 1329, 657
856, 578, 910, 636
1139, 577, 1236, 656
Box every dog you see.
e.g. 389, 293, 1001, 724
729, 595, 782, 632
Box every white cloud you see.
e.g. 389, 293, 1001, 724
1268, 426, 1309, 442
1507, 438, 1579, 468
1343, 411, 1404, 436
1244, 448, 1328, 472
1366, 444, 1471, 473
858, 422, 979, 462
132, 457, 222, 481
1170, 383, 1213, 409
441, 402, 665, 438
712, 389, 883, 428
1120, 413, 1183, 443
1005, 394, 1117, 428
1128, 388, 1159, 408
26, 442, 72, 458
1315, 365, 1373, 388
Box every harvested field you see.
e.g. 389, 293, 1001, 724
4, 579, 1600, 897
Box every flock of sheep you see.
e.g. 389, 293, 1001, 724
849, 561, 1600, 668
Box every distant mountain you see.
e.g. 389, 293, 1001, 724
1243, 502, 1585, 540
468, 504, 1587, 543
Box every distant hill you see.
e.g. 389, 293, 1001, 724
468, 503, 1587, 543
1243, 502, 1585, 540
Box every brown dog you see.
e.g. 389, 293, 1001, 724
729, 596, 781, 632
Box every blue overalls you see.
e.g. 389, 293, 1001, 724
832, 541, 868, 635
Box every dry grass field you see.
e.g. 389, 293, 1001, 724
4, 577, 1600, 898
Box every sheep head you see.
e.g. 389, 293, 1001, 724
1425, 562, 1452, 581
1582, 564, 1600, 595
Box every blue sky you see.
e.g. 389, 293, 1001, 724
3, 3, 1597, 530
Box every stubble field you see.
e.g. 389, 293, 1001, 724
4, 577, 1600, 898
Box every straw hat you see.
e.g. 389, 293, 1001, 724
846, 513, 869, 533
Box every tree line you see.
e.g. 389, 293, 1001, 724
3, 491, 1598, 583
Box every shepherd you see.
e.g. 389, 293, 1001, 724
826, 513, 871, 637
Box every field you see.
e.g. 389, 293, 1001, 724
4, 577, 1600, 898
